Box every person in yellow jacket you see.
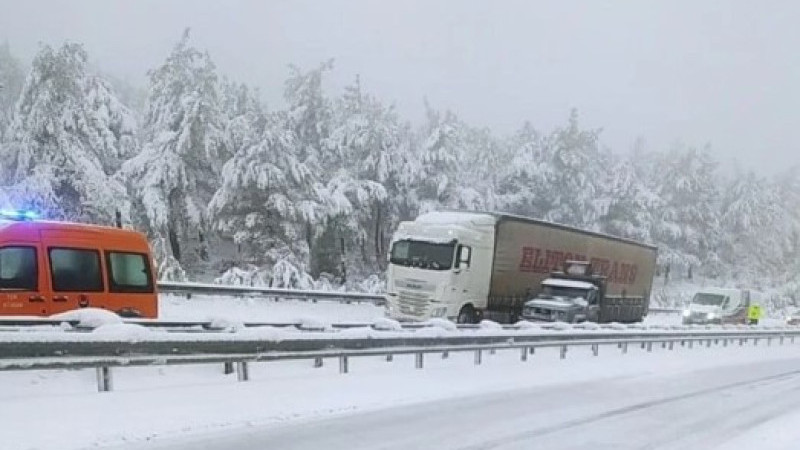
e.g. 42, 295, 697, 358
747, 304, 763, 325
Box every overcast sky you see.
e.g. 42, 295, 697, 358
1, 0, 798, 172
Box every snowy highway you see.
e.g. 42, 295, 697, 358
110, 356, 800, 450
0, 335, 785, 450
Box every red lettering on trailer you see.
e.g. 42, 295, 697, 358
520, 247, 639, 285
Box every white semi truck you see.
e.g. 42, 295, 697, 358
385, 211, 658, 323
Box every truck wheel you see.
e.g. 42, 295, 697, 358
457, 305, 477, 324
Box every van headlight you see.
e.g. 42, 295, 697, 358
707, 313, 716, 320
683, 310, 691, 317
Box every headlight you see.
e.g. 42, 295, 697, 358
683, 310, 691, 317
707, 313, 716, 320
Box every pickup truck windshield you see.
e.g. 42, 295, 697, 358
692, 293, 726, 305
390, 240, 455, 271
542, 285, 590, 299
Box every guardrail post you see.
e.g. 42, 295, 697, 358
96, 366, 112, 392
792, 336, 796, 344
560, 345, 568, 359
767, 337, 772, 346
415, 352, 424, 369
640, 342, 646, 350
661, 341, 667, 349
236, 362, 249, 382
668, 341, 674, 351
714, 339, 719, 345
223, 362, 234, 375
489, 349, 496, 355
474, 349, 483, 365
780, 336, 785, 345
622, 342, 628, 354
339, 356, 349, 374
386, 354, 393, 362
706, 339, 712, 348
314, 357, 323, 368
646, 342, 653, 352
529, 347, 536, 355
723, 339, 728, 347
520, 347, 528, 361
442, 351, 449, 359
592, 344, 599, 356
754, 338, 758, 346
740, 338, 745, 346
689, 340, 694, 349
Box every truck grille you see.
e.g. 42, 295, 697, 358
397, 290, 430, 317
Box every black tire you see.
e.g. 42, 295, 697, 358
457, 305, 477, 324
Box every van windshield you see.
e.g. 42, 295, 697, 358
390, 240, 455, 271
692, 293, 726, 306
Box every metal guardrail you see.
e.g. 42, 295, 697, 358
157, 281, 386, 305
648, 307, 683, 315
157, 282, 686, 317
2, 327, 797, 392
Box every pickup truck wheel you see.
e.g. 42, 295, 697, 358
457, 305, 477, 324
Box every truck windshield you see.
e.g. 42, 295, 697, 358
692, 293, 726, 305
389, 240, 455, 271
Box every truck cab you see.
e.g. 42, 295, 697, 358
0, 211, 158, 318
385, 212, 495, 322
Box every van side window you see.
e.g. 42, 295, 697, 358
0, 246, 37, 290
105, 251, 153, 293
49, 248, 103, 292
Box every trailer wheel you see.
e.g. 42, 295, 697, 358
457, 305, 477, 324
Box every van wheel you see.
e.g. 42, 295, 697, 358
457, 305, 477, 324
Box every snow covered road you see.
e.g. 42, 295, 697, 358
0, 341, 776, 450
107, 355, 800, 450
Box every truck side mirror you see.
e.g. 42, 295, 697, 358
456, 245, 471, 269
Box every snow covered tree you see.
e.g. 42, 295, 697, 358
318, 77, 412, 277
649, 146, 721, 276
497, 122, 554, 218
541, 110, 606, 229
208, 112, 323, 288
414, 104, 493, 212
0, 41, 24, 141
598, 154, 658, 242
719, 171, 785, 278
0, 42, 134, 223
121, 30, 227, 275
285, 60, 333, 164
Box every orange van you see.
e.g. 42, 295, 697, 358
0, 214, 158, 318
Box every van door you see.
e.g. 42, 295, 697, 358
43, 243, 110, 315
103, 250, 157, 318
0, 244, 47, 316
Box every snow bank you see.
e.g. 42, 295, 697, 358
92, 323, 151, 341
207, 316, 245, 332
372, 318, 402, 331
423, 318, 457, 331
514, 320, 539, 330
50, 308, 122, 329
298, 317, 331, 331
479, 320, 502, 330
